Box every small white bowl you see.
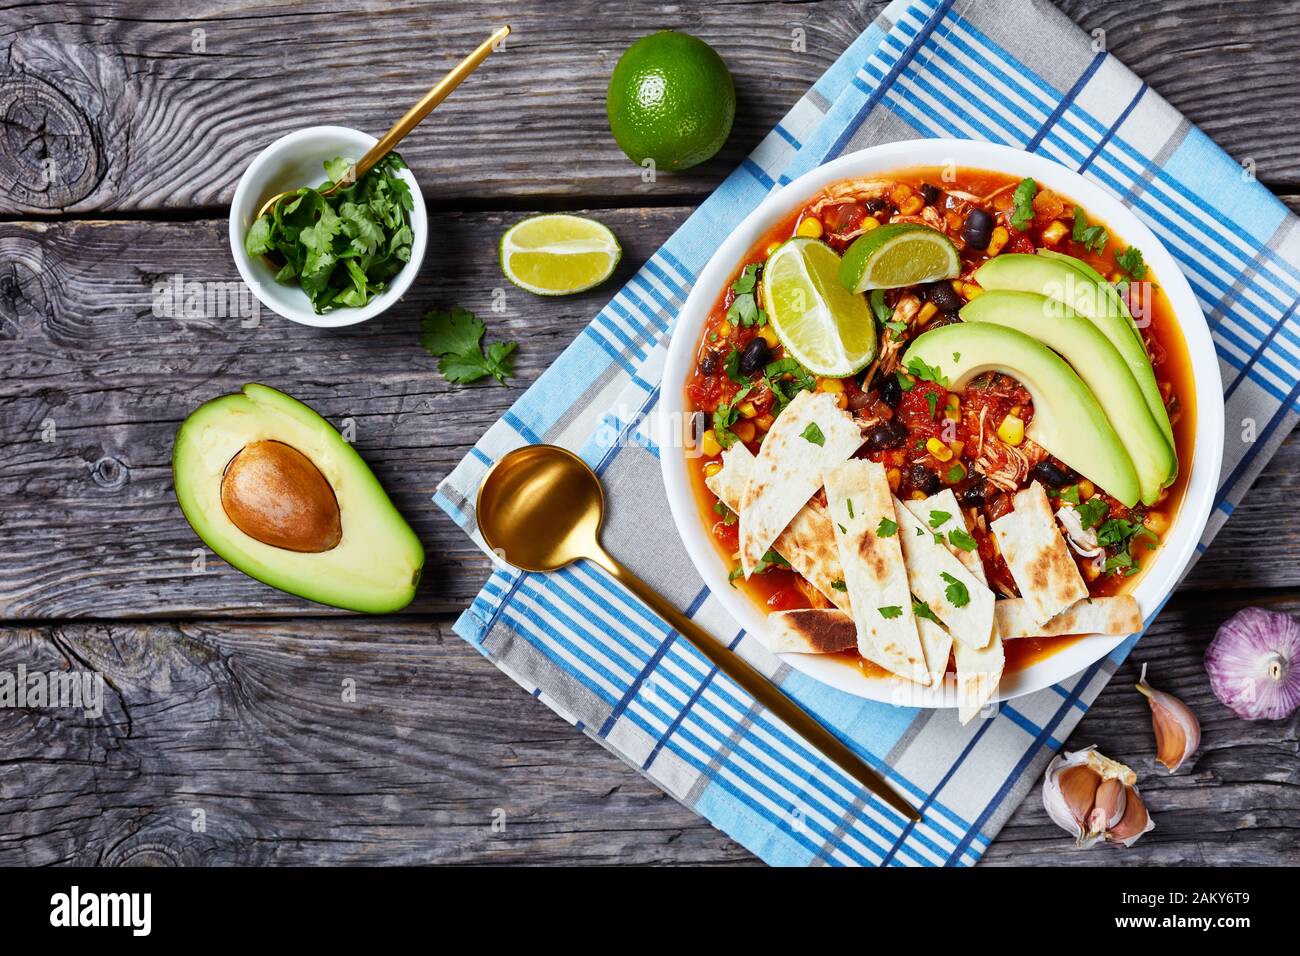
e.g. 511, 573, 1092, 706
229, 125, 428, 328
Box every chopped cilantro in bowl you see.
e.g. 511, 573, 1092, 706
244, 153, 415, 314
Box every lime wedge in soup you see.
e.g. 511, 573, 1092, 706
839, 222, 960, 292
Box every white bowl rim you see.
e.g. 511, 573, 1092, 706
228, 124, 428, 329
658, 137, 1225, 709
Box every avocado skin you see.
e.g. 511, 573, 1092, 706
974, 252, 1176, 478
961, 291, 1175, 505
902, 322, 1142, 507
173, 384, 425, 613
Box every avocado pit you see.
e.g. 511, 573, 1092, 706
220, 440, 342, 552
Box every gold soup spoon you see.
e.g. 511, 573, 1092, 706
477, 444, 922, 823
255, 24, 511, 220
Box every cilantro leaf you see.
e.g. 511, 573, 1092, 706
421, 307, 517, 385
1071, 205, 1108, 254
1116, 246, 1147, 279
905, 356, 949, 387
928, 510, 951, 529
941, 571, 970, 608
948, 528, 978, 552
1010, 177, 1037, 230
726, 263, 766, 327
878, 605, 903, 620
1076, 497, 1110, 530
831, 579, 847, 592
876, 517, 898, 537
913, 599, 941, 624
801, 422, 825, 446
723, 347, 746, 384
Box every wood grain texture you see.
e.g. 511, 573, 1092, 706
2, 0, 1298, 215
1, 590, 1293, 866
2, 209, 1299, 618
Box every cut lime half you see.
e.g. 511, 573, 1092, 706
762, 237, 878, 378
500, 214, 622, 296
839, 222, 960, 292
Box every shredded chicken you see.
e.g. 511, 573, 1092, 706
861, 293, 920, 384
889, 205, 946, 230
974, 436, 1047, 493
1056, 504, 1103, 557
807, 179, 890, 216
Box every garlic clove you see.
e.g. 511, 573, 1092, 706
1136, 662, 1201, 772
1087, 777, 1127, 842
1106, 784, 1155, 847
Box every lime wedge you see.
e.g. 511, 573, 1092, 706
500, 214, 622, 295
762, 237, 878, 378
839, 223, 960, 292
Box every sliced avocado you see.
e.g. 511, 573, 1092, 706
902, 323, 1141, 507
961, 291, 1175, 504
173, 384, 424, 613
974, 253, 1176, 472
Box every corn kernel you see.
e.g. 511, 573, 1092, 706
1109, 271, 1124, 284
1143, 511, 1169, 535
987, 226, 1009, 257
716, 321, 732, 339
926, 437, 954, 462
1041, 220, 1069, 245
943, 394, 961, 421
1009, 405, 1022, 417
701, 429, 722, 457
946, 211, 963, 231
704, 462, 723, 478
997, 413, 1025, 446
732, 420, 756, 443
890, 183, 914, 203
817, 377, 845, 393
1078, 478, 1095, 499
917, 301, 939, 326
834, 392, 848, 410
898, 195, 924, 216
861, 216, 880, 232
886, 467, 902, 492
758, 325, 779, 347
962, 282, 984, 301
796, 217, 823, 239
755, 413, 775, 432
738, 401, 757, 419
910, 489, 928, 501
949, 439, 964, 459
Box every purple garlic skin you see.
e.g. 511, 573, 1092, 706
1205, 607, 1300, 721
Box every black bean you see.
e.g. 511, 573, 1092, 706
961, 208, 994, 250
864, 197, 887, 214
919, 183, 941, 205
865, 419, 909, 452
737, 337, 770, 377
959, 476, 987, 508
699, 352, 719, 376
908, 463, 941, 496
1032, 460, 1076, 488
879, 373, 903, 407
925, 281, 964, 313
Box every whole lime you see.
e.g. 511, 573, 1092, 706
606, 30, 735, 171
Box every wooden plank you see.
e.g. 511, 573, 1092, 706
3, 1, 1299, 215
1, 590, 1294, 866
3, 208, 1300, 618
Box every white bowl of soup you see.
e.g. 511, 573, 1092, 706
658, 138, 1223, 711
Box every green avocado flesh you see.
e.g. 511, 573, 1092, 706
902, 323, 1142, 507
973, 252, 1176, 476
961, 291, 1175, 505
173, 384, 424, 613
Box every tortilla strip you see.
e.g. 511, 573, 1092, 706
990, 481, 1088, 627
918, 618, 953, 688
706, 443, 849, 611
903, 489, 987, 584
767, 609, 856, 654
954, 635, 1005, 725
825, 460, 929, 685
738, 390, 862, 577
893, 495, 995, 650
995, 594, 1142, 639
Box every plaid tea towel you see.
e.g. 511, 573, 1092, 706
434, 0, 1300, 865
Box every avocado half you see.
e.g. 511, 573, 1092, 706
173, 384, 425, 613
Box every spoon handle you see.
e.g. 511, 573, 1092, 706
349, 25, 511, 184
589, 547, 921, 823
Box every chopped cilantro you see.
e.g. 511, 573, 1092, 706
913, 599, 941, 624
723, 347, 746, 384
726, 263, 767, 327
896, 371, 916, 392
420, 306, 517, 385
925, 391, 940, 418
1010, 177, 1037, 230
876, 517, 898, 537
764, 357, 815, 414
928, 509, 951, 529
1059, 484, 1081, 505
712, 384, 753, 449
946, 463, 965, 483
713, 500, 738, 526
831, 579, 847, 592
837, 523, 848, 535
1071, 205, 1108, 253
952, 351, 961, 363
1076, 497, 1109, 530
948, 528, 978, 552
801, 422, 825, 446
1116, 245, 1147, 279
878, 605, 903, 620
941, 571, 970, 608
905, 356, 949, 387
846, 498, 855, 519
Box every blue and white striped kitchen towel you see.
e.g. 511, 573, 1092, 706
435, 0, 1300, 865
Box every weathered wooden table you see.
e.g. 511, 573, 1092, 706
1, 0, 1296, 866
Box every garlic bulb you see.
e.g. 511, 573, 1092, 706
1041, 747, 1153, 848
1205, 607, 1300, 720
1136, 663, 1201, 772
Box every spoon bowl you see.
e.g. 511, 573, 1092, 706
475, 443, 921, 822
